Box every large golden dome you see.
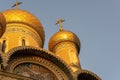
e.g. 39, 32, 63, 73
48, 30, 80, 52
0, 12, 6, 37
2, 9, 45, 44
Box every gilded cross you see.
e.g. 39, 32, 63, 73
56, 19, 64, 31
12, 2, 22, 9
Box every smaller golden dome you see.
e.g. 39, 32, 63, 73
0, 12, 6, 37
48, 30, 80, 53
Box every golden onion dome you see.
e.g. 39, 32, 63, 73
2, 9, 45, 45
0, 12, 6, 37
48, 30, 80, 53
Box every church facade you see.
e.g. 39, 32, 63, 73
0, 2, 101, 80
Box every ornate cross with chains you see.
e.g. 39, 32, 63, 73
56, 19, 64, 31
12, 2, 22, 9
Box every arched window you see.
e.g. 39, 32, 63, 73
2, 40, 6, 53
22, 39, 25, 46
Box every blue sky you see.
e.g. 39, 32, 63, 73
0, 0, 120, 80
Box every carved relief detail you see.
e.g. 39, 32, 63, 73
53, 41, 77, 53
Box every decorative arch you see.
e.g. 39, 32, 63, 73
5, 46, 74, 80
77, 70, 101, 80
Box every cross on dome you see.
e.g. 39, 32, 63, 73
56, 19, 65, 31
12, 1, 22, 9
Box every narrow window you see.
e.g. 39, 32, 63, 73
2, 40, 6, 53
22, 39, 25, 46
